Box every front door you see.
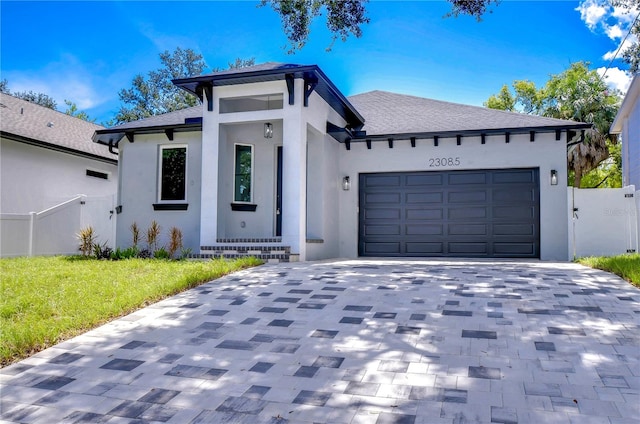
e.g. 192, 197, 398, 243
275, 146, 283, 237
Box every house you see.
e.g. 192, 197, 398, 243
93, 63, 590, 261
610, 74, 639, 243
1, 92, 118, 256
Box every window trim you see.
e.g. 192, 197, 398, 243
233, 143, 254, 204
157, 144, 188, 204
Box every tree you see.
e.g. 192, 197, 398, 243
0, 79, 8, 93
485, 62, 621, 188
9, 89, 57, 110
114, 47, 207, 124
114, 48, 256, 124
64, 100, 96, 123
612, 0, 640, 73
261, 0, 498, 52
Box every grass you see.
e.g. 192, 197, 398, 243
0, 256, 263, 366
577, 253, 640, 288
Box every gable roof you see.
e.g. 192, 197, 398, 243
0, 92, 116, 163
347, 90, 591, 139
173, 62, 364, 128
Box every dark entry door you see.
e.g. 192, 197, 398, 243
275, 146, 283, 237
358, 168, 540, 258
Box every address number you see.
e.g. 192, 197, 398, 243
429, 157, 461, 167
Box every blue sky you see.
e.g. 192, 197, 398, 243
1, 1, 636, 125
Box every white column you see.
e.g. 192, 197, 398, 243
281, 79, 307, 259
199, 92, 220, 248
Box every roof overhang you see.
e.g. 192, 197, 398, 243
173, 65, 365, 130
2, 130, 118, 164
611, 74, 639, 134
327, 122, 592, 150
92, 119, 202, 151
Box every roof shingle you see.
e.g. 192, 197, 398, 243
0, 92, 114, 160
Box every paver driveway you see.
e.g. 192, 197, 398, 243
1, 259, 639, 424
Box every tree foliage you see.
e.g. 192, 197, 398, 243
113, 48, 256, 125
612, 0, 640, 73
262, 0, 498, 51
2, 84, 58, 109
64, 100, 96, 123
0, 79, 8, 94
485, 62, 621, 188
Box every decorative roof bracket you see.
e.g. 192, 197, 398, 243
285, 74, 295, 105
304, 75, 318, 107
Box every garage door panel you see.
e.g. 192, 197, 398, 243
494, 206, 535, 219
365, 208, 400, 219
364, 242, 401, 254
494, 188, 535, 202
364, 175, 401, 187
366, 225, 401, 235
494, 243, 535, 255
448, 207, 487, 220
366, 193, 401, 203
406, 224, 443, 235
448, 224, 488, 236
359, 169, 539, 258
448, 190, 488, 203
406, 174, 443, 186
406, 242, 443, 254
449, 173, 487, 185
494, 224, 535, 236
449, 242, 488, 254
406, 192, 443, 203
493, 170, 535, 184
406, 208, 443, 220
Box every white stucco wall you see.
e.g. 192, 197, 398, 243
337, 132, 570, 260
0, 137, 117, 213
115, 131, 202, 251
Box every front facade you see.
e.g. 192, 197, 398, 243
95, 63, 589, 261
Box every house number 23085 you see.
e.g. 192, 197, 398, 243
429, 157, 461, 167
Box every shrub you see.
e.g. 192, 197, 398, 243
154, 247, 170, 259
77, 227, 96, 257
130, 222, 140, 248
137, 249, 152, 259
168, 227, 183, 258
93, 242, 112, 260
146, 221, 161, 253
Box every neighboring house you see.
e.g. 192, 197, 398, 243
610, 74, 640, 247
1, 92, 118, 256
94, 62, 589, 261
611, 74, 639, 190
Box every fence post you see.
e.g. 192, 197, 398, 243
28, 211, 37, 257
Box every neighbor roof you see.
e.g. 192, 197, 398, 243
348, 90, 591, 139
610, 74, 639, 134
0, 92, 116, 163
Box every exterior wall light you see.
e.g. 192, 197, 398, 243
264, 122, 273, 139
342, 176, 351, 191
550, 170, 558, 185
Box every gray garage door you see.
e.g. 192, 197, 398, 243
358, 168, 540, 258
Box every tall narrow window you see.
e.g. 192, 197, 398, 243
159, 146, 187, 202
234, 144, 253, 203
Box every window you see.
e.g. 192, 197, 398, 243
220, 93, 283, 113
159, 145, 187, 202
86, 169, 109, 180
234, 144, 253, 203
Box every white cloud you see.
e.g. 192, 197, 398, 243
575, 0, 609, 29
597, 66, 632, 94
603, 34, 638, 60
605, 24, 624, 40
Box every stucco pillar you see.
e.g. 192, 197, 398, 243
281, 79, 307, 259
199, 94, 220, 247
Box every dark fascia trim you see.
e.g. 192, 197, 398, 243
153, 203, 188, 211
172, 65, 365, 130
345, 123, 592, 144
93, 122, 202, 147
230, 203, 257, 212
2, 131, 118, 165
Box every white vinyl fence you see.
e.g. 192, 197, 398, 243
0, 195, 116, 257
568, 186, 638, 259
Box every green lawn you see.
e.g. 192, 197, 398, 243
577, 254, 640, 288
0, 256, 262, 366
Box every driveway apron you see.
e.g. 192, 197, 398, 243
1, 259, 639, 424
